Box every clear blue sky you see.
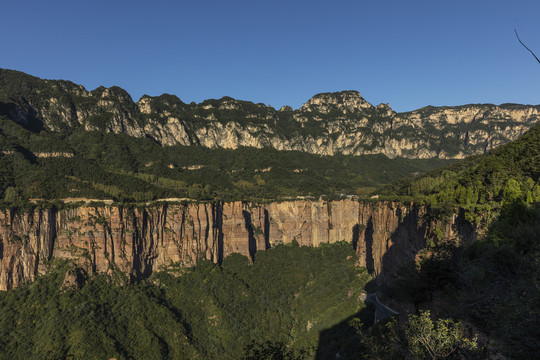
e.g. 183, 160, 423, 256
1, 0, 539, 112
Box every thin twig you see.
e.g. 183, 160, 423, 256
515, 29, 540, 64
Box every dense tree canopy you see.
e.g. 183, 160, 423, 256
0, 115, 449, 204
0, 242, 372, 359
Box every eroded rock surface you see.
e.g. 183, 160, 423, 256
0, 200, 477, 290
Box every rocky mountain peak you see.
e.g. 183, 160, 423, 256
376, 103, 394, 117
137, 96, 153, 114
217, 96, 243, 110
95, 86, 134, 103
300, 90, 373, 113
280, 105, 293, 112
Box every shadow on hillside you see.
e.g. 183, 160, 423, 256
363, 218, 375, 273
314, 282, 377, 360
319, 201, 540, 358
315, 204, 481, 358
355, 206, 428, 284
0, 101, 44, 133
378, 206, 427, 283
377, 205, 476, 283
242, 209, 257, 263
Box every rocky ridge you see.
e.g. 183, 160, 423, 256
1, 69, 539, 159
0, 199, 477, 290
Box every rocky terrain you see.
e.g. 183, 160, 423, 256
0, 199, 477, 290
1, 68, 539, 159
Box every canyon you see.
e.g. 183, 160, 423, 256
0, 199, 477, 290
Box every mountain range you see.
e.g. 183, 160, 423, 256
1, 68, 539, 159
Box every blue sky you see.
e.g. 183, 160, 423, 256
1, 0, 539, 112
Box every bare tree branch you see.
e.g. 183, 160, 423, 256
515, 29, 540, 64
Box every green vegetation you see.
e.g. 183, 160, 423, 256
351, 124, 540, 359
380, 124, 540, 221
387, 199, 540, 358
351, 311, 479, 359
0, 242, 372, 359
0, 113, 449, 204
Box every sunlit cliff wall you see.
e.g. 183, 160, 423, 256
0, 200, 477, 290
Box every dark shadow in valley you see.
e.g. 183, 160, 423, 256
378, 206, 427, 284
314, 290, 376, 359
351, 223, 360, 250
212, 201, 224, 265
264, 209, 271, 250
0, 101, 44, 133
130, 209, 150, 281
379, 205, 479, 285
47, 208, 57, 261
242, 209, 257, 263
316, 204, 429, 358
14, 145, 37, 163
364, 217, 375, 274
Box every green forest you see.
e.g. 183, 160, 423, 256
0, 114, 449, 204
381, 199, 540, 359
1, 199, 535, 359
0, 242, 374, 359
379, 124, 540, 222
372, 124, 540, 359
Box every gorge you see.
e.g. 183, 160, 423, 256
0, 68, 538, 359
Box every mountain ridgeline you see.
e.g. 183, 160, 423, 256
1, 68, 539, 160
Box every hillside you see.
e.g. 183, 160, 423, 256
379, 124, 540, 219
0, 242, 373, 359
0, 116, 450, 202
1, 68, 539, 160
374, 124, 540, 359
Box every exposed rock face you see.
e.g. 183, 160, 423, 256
1, 69, 538, 159
0, 200, 477, 290
355, 202, 476, 277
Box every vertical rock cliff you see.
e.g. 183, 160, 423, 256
355, 202, 477, 280
0, 200, 477, 290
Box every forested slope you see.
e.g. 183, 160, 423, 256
0, 242, 372, 359
373, 125, 540, 359
0, 114, 449, 202
380, 124, 540, 219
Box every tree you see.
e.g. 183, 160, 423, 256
515, 29, 540, 64
4, 186, 22, 203
502, 179, 522, 204
352, 311, 479, 359
400, 311, 478, 359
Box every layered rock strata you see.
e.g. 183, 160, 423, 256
0, 200, 477, 290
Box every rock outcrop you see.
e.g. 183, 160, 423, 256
0, 200, 477, 290
1, 68, 538, 159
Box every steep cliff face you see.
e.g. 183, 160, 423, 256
355, 203, 477, 278
0, 200, 478, 290
1, 68, 538, 159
